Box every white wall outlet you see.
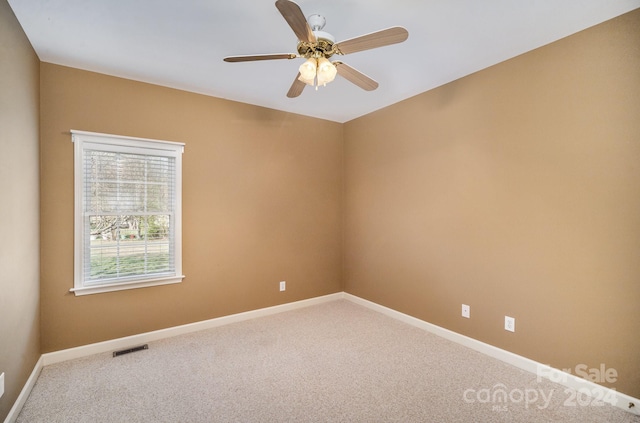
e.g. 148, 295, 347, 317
461, 304, 470, 318
279, 281, 286, 292
505, 316, 515, 332
0, 372, 5, 398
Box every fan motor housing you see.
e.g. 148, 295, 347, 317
297, 36, 336, 58
297, 14, 338, 58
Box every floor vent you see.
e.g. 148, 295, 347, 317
113, 344, 149, 357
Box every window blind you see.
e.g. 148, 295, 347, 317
83, 149, 176, 283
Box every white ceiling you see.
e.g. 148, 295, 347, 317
8, 0, 640, 123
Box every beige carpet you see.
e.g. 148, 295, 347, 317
16, 300, 639, 422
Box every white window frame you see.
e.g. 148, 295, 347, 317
71, 130, 185, 296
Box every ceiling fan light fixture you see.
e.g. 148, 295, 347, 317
225, 0, 409, 97
316, 57, 337, 86
298, 58, 317, 84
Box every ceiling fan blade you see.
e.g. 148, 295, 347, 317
275, 0, 316, 44
287, 73, 306, 98
334, 62, 379, 91
224, 53, 297, 62
335, 27, 408, 55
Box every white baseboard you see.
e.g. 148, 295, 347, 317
343, 293, 639, 417
3, 356, 43, 423
7, 291, 638, 420
42, 292, 344, 366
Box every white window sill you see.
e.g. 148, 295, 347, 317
71, 275, 185, 296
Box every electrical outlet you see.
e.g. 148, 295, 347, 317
279, 281, 286, 292
505, 316, 515, 332
461, 304, 470, 318
0, 372, 4, 398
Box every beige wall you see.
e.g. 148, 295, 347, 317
39, 63, 343, 352
344, 9, 640, 398
0, 0, 41, 420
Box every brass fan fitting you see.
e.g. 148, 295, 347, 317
296, 38, 338, 59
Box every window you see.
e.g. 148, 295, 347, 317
71, 130, 184, 295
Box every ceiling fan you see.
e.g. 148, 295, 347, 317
223, 0, 409, 98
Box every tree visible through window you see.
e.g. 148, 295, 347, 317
72, 131, 184, 295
